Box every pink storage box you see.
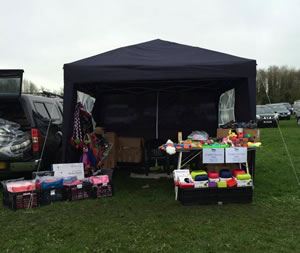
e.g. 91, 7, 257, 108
6, 180, 36, 193
89, 175, 109, 185
63, 180, 83, 187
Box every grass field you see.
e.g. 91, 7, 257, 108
1, 120, 300, 253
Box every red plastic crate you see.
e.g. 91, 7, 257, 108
63, 184, 90, 201
92, 183, 113, 198
4, 191, 38, 210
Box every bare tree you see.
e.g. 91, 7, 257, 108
257, 66, 300, 104
22, 79, 39, 94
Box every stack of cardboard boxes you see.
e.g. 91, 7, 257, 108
216, 128, 260, 142
103, 132, 118, 169
103, 132, 144, 169
118, 137, 144, 163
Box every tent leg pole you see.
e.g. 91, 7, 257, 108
156, 91, 159, 139
177, 151, 182, 170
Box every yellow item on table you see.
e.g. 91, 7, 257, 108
236, 173, 251, 180
191, 170, 207, 180
228, 130, 237, 138
247, 142, 262, 147
217, 181, 227, 188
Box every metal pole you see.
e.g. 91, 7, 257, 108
156, 91, 159, 139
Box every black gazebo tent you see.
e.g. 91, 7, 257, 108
63, 39, 256, 161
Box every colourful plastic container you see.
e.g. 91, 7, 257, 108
236, 173, 251, 180
208, 181, 217, 187
232, 169, 246, 177
191, 170, 207, 180
227, 178, 237, 188
219, 169, 232, 178
217, 181, 227, 188
194, 175, 209, 181
208, 171, 219, 179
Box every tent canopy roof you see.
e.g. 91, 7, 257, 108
66, 39, 254, 67
64, 39, 256, 85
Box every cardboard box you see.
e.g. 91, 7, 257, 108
216, 128, 260, 141
103, 156, 117, 169
244, 129, 260, 142
216, 128, 231, 138
118, 137, 144, 148
118, 148, 143, 163
103, 132, 118, 169
118, 137, 144, 163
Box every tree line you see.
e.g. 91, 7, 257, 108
23, 79, 63, 96
257, 66, 300, 105
23, 66, 300, 105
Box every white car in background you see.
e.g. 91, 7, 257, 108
293, 100, 300, 125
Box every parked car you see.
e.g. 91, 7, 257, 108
256, 105, 278, 127
281, 102, 293, 114
293, 100, 300, 125
266, 103, 291, 120
0, 69, 63, 175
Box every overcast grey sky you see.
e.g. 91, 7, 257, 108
1, 0, 299, 90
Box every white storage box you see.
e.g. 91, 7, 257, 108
236, 179, 253, 187
194, 180, 209, 188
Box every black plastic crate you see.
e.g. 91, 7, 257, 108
91, 183, 113, 198
63, 184, 90, 201
3, 191, 39, 210
178, 187, 253, 205
32, 171, 54, 179
39, 188, 64, 205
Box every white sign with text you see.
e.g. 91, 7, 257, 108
52, 163, 85, 180
202, 148, 225, 164
225, 147, 248, 163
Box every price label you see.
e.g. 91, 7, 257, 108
225, 147, 247, 163
77, 184, 83, 189
203, 148, 225, 164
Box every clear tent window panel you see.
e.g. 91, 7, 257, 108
219, 89, 235, 126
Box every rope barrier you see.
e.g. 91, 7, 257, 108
261, 83, 300, 186
27, 104, 54, 210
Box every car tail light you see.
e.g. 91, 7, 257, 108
31, 128, 40, 152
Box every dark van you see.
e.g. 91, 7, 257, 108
0, 69, 63, 175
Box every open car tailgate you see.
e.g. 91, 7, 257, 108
0, 69, 23, 98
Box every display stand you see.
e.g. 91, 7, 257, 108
175, 147, 255, 205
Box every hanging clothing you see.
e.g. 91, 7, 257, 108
89, 132, 109, 168
71, 102, 93, 149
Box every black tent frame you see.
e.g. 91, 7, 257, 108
63, 40, 256, 162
